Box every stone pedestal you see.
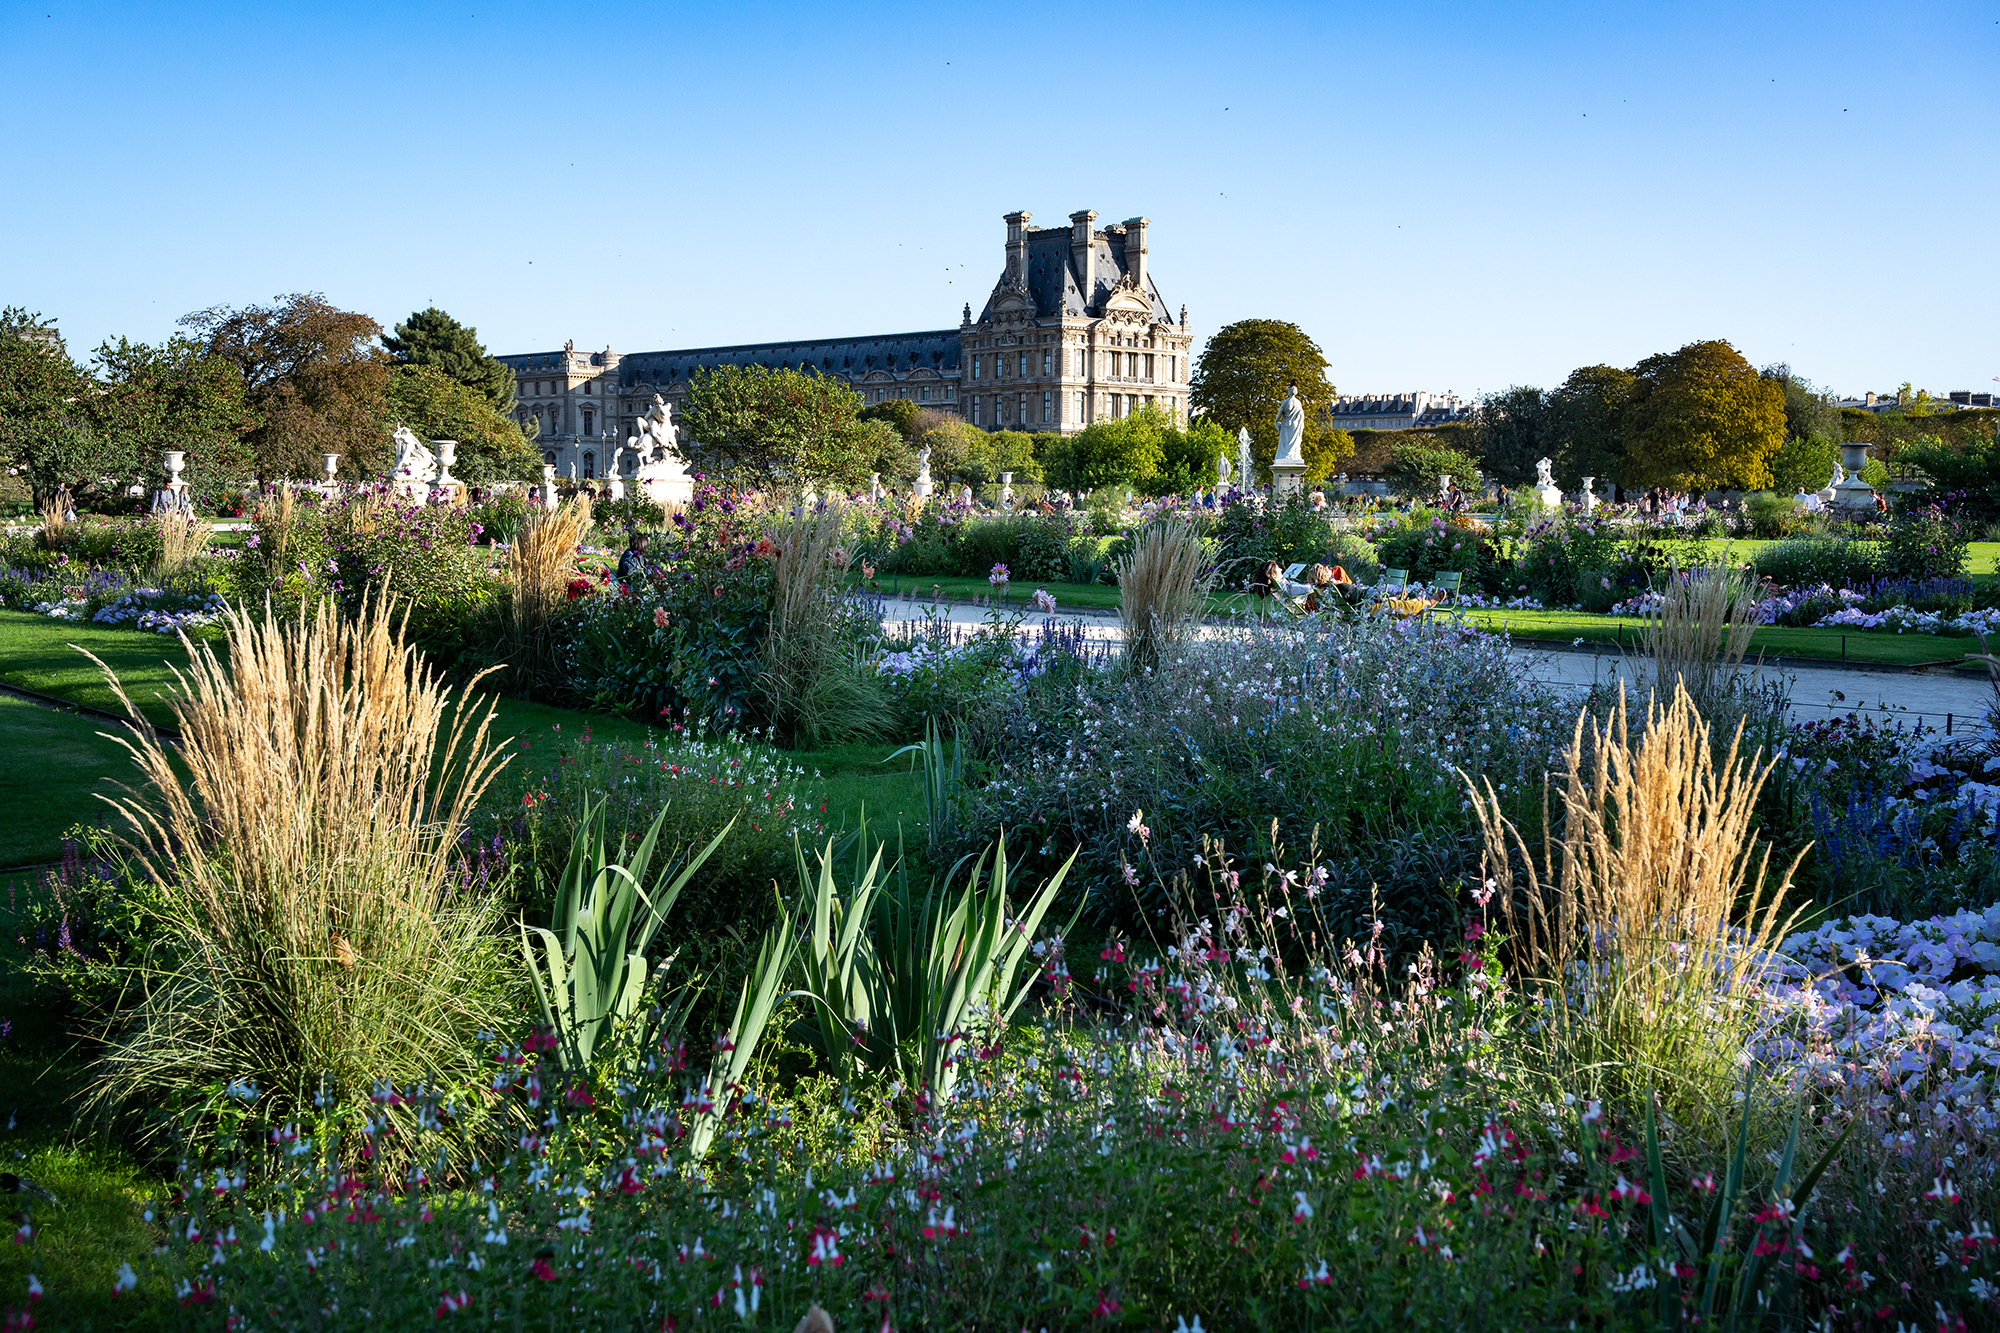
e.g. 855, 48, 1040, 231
999, 471, 1014, 507
1831, 443, 1876, 510
1270, 457, 1307, 501
1580, 477, 1598, 513
1534, 482, 1564, 509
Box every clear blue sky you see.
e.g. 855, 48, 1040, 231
4, 1, 1995, 402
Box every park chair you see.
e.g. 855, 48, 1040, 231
1430, 571, 1462, 603
1379, 567, 1410, 595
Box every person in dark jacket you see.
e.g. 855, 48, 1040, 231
617, 531, 651, 584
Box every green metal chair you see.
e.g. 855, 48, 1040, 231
1430, 571, 1463, 602
1379, 567, 1410, 594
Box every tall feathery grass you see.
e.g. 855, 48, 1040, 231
1639, 563, 1758, 713
505, 493, 592, 689
252, 483, 299, 570
37, 498, 68, 546
1117, 520, 1216, 672
1465, 683, 1804, 1144
761, 504, 892, 748
85, 593, 520, 1152
153, 506, 211, 575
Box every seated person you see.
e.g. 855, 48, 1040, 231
616, 531, 651, 583
1251, 559, 1283, 598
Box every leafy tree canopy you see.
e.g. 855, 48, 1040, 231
384, 364, 541, 484
1760, 364, 1843, 447
1546, 364, 1636, 489
1473, 385, 1546, 488
182, 294, 390, 480
679, 364, 870, 492
1384, 439, 1481, 499
857, 398, 921, 440
1624, 340, 1786, 491
1189, 319, 1338, 482
87, 336, 255, 499
382, 307, 517, 413
0, 308, 111, 505
1154, 416, 1236, 495
1044, 407, 1170, 493
1767, 434, 1840, 496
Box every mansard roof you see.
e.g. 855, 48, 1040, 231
497, 331, 962, 386
978, 228, 1172, 325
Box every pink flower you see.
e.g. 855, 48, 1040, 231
653, 606, 669, 629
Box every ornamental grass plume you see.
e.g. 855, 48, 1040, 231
505, 493, 592, 689
761, 503, 892, 747
153, 505, 211, 575
1638, 563, 1758, 714
1464, 683, 1805, 1146
252, 482, 299, 569
84, 591, 519, 1155
1116, 520, 1215, 673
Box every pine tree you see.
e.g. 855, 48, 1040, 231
382, 308, 516, 413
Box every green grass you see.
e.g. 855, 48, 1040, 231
1453, 606, 1992, 667
0, 610, 924, 853
0, 698, 142, 868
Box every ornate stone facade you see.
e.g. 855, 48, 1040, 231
496, 209, 1190, 479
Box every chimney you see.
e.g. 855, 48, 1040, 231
1864, 391, 1875, 406
1121, 216, 1149, 292
1003, 210, 1031, 283
1069, 210, 1098, 308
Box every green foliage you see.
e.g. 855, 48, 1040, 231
1546, 364, 1637, 488
181, 293, 391, 481
1383, 438, 1481, 498
1375, 511, 1488, 581
1474, 384, 1548, 487
521, 796, 731, 1074
1768, 433, 1840, 495
1898, 430, 2000, 522
856, 397, 919, 440
384, 364, 540, 483
0, 311, 109, 506
1190, 318, 1338, 482
86, 335, 254, 501
1881, 504, 1970, 580
680, 363, 870, 491
381, 306, 517, 412
1750, 536, 1881, 588
1043, 404, 1179, 492
787, 830, 1074, 1101
1624, 339, 1787, 490
849, 416, 917, 486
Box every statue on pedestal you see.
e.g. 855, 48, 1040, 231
632, 394, 693, 505
392, 424, 438, 499
1532, 456, 1564, 510
1270, 384, 1308, 498
913, 446, 934, 498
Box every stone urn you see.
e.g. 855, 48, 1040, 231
1831, 442, 1876, 510
432, 440, 458, 486
999, 471, 1014, 507
163, 450, 187, 491
1581, 476, 1598, 513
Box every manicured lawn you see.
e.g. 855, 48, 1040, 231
1455, 607, 1991, 667
0, 611, 923, 847
0, 696, 143, 867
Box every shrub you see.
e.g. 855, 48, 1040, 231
1740, 490, 1801, 538
468, 489, 532, 543
1751, 536, 1881, 589
962, 615, 1568, 949
1880, 503, 1970, 581
86, 593, 521, 1156
760, 505, 893, 748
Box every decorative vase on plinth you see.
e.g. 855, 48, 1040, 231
1831, 443, 1876, 510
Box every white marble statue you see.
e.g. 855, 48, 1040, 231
1819, 461, 1845, 504
1217, 453, 1231, 486
606, 445, 626, 500
1274, 384, 1305, 465
632, 394, 692, 505
392, 425, 438, 484
1535, 457, 1555, 490
914, 446, 934, 498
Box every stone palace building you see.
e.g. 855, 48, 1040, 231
497, 209, 1192, 479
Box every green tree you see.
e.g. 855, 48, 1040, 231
1189, 319, 1339, 482
1384, 439, 1480, 499
1899, 433, 2000, 522
1545, 364, 1636, 489
1044, 406, 1171, 493
1474, 385, 1547, 488
847, 417, 917, 487
1151, 416, 1235, 495
679, 364, 869, 491
1894, 382, 1937, 417
857, 398, 921, 440
182, 293, 390, 480
1624, 340, 1786, 491
382, 307, 517, 413
1767, 434, 1840, 495
0, 309, 112, 506
1761, 364, 1842, 446
384, 364, 541, 484
88, 336, 254, 500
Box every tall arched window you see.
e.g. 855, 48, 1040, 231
582, 409, 594, 436
582, 452, 596, 480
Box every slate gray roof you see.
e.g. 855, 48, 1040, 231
977, 227, 1172, 324
497, 332, 962, 386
